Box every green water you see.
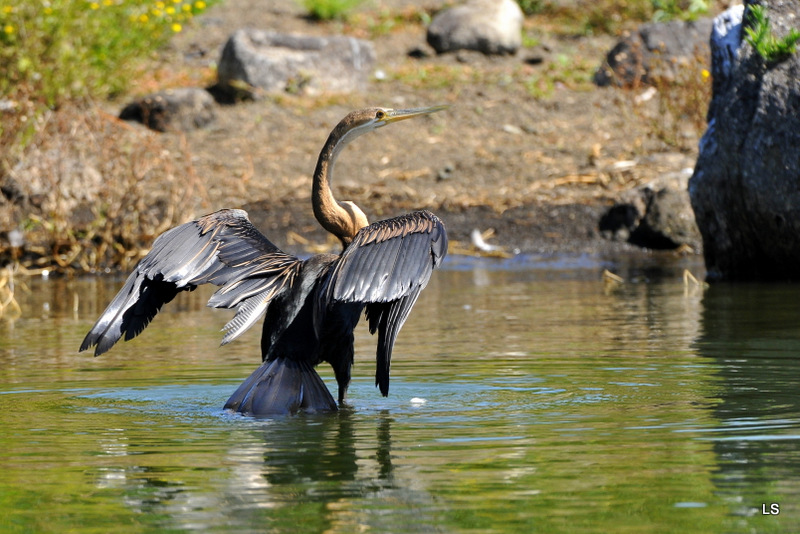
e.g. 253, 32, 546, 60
1, 255, 799, 533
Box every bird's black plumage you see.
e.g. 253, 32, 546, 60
80, 208, 447, 415
80, 106, 448, 416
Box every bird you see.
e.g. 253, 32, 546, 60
79, 106, 448, 416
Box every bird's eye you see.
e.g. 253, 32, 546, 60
375, 110, 386, 120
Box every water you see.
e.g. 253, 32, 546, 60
2, 254, 800, 533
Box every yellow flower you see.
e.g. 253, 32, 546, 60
156, 1, 165, 8
166, 6, 175, 14
194, 0, 206, 9
44, 7, 53, 14
152, 8, 162, 16
90, 2, 99, 9
171, 22, 182, 32
2, 6, 14, 14
182, 3, 191, 11
103, 0, 113, 5
701, 69, 711, 80
3, 24, 14, 35
138, 13, 148, 22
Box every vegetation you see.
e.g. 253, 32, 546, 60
523, 52, 597, 98
0, 0, 218, 161
744, 4, 800, 63
517, 0, 545, 16
651, 0, 709, 22
0, 1, 216, 110
0, 1, 217, 272
299, 0, 364, 20
1, 105, 205, 274
530, 0, 694, 36
347, 6, 432, 38
643, 55, 712, 151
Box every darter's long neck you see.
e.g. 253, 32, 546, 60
311, 130, 367, 246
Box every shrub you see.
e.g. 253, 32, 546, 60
1, 1, 216, 106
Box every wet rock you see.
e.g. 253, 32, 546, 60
217, 30, 375, 98
119, 87, 216, 132
601, 170, 701, 250
594, 18, 712, 86
426, 0, 523, 55
689, 1, 800, 280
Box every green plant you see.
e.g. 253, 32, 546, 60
0, 0, 219, 193
744, 4, 800, 63
0, 0, 217, 109
539, 0, 654, 37
651, 0, 709, 22
348, 6, 431, 38
517, 0, 545, 16
523, 52, 596, 99
300, 0, 364, 20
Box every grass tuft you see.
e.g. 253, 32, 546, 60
299, 0, 365, 20
744, 4, 800, 64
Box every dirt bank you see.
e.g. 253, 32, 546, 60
121, 0, 703, 259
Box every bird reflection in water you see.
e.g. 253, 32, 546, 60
226, 411, 427, 531
259, 410, 395, 487
80, 107, 448, 416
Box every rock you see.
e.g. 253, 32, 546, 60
600, 169, 701, 250
426, 0, 523, 55
594, 18, 713, 86
217, 30, 375, 98
119, 87, 216, 132
689, 1, 800, 280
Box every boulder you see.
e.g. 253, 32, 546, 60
217, 30, 375, 97
600, 169, 702, 250
594, 18, 713, 86
689, 1, 800, 280
427, 0, 523, 55
119, 87, 216, 132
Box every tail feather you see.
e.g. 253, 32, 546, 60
224, 358, 337, 416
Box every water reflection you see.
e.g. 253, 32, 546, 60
89, 408, 435, 532
696, 284, 800, 522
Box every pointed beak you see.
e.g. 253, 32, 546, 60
382, 105, 448, 125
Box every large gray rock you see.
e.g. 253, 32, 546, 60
427, 0, 523, 55
119, 87, 216, 132
594, 18, 713, 86
217, 30, 375, 97
689, 1, 800, 280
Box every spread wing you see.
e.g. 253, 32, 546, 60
323, 210, 448, 396
80, 209, 301, 356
